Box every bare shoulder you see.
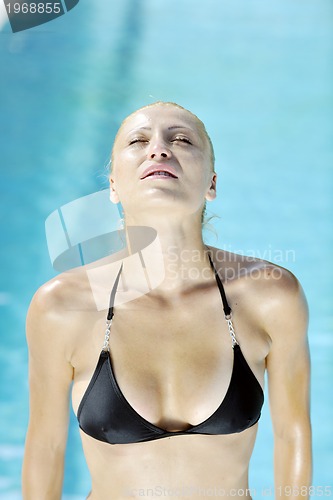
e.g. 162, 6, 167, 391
207, 245, 308, 342
26, 267, 94, 355
207, 244, 305, 295
29, 267, 93, 313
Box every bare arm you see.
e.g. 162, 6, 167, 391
22, 283, 74, 500
264, 270, 312, 499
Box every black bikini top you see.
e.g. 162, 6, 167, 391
77, 256, 264, 444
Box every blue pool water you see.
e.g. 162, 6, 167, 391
0, 1, 332, 498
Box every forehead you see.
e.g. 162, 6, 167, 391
117, 105, 206, 141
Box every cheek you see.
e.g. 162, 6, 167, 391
110, 157, 138, 201
111, 155, 128, 182
113, 147, 142, 175
187, 155, 212, 186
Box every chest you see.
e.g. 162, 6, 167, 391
73, 287, 266, 432
116, 312, 234, 426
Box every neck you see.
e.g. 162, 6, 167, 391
123, 213, 213, 293
85, 213, 216, 311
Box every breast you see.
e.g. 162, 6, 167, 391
77, 342, 264, 445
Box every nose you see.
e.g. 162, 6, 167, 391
148, 140, 171, 160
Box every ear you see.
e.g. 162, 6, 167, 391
109, 175, 120, 204
205, 172, 217, 201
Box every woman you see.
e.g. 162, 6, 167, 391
22, 102, 312, 499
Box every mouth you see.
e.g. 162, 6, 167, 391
140, 167, 178, 180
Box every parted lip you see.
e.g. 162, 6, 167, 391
140, 165, 179, 180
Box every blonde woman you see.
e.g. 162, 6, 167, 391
22, 102, 311, 499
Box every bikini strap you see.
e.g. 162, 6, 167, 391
208, 254, 231, 317
102, 263, 123, 351
208, 253, 238, 346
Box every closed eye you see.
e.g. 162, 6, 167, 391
172, 136, 192, 145
129, 138, 148, 146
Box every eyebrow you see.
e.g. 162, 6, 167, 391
168, 126, 194, 131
